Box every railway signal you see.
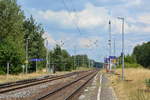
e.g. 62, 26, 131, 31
108, 20, 112, 71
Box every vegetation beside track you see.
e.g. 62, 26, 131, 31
106, 68, 150, 100
0, 67, 93, 84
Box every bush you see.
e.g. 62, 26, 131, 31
117, 63, 142, 68
125, 63, 142, 68
0, 70, 5, 75
10, 66, 22, 75
0, 66, 5, 75
145, 79, 150, 88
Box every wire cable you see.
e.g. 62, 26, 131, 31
62, 0, 82, 35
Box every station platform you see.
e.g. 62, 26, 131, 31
78, 72, 117, 100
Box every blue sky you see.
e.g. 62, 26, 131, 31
17, 0, 150, 62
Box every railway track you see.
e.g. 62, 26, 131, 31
0, 70, 90, 94
36, 70, 98, 100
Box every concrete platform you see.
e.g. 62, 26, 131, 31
78, 72, 117, 100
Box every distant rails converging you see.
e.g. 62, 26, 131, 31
0, 69, 99, 100
0, 70, 90, 94
36, 70, 98, 100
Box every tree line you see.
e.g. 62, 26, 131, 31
118, 42, 150, 68
0, 0, 46, 74
133, 42, 150, 68
48, 44, 98, 72
0, 0, 99, 75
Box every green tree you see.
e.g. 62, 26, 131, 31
49, 45, 74, 71
0, 0, 25, 74
124, 54, 136, 64
50, 45, 62, 71
72, 54, 89, 68
23, 16, 46, 72
133, 42, 150, 68
61, 49, 72, 71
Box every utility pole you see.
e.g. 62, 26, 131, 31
88, 59, 91, 68
82, 55, 84, 67
113, 38, 116, 71
49, 52, 51, 73
45, 39, 49, 73
113, 39, 116, 57
25, 37, 29, 74
22, 65, 25, 74
118, 17, 125, 80
36, 59, 37, 72
74, 46, 76, 69
108, 20, 112, 71
7, 62, 9, 76
59, 40, 65, 71
77, 56, 79, 68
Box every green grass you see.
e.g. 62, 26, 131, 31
117, 63, 142, 68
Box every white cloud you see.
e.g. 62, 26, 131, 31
111, 16, 150, 34
123, 0, 142, 7
37, 10, 73, 28
79, 36, 101, 48
42, 32, 56, 48
124, 40, 146, 54
35, 3, 109, 29
138, 13, 150, 24
33, 2, 150, 35
79, 38, 91, 48
76, 3, 109, 28
142, 26, 150, 33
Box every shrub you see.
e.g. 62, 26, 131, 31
145, 79, 150, 88
0, 70, 5, 75
0, 66, 5, 75
117, 63, 142, 68
125, 63, 142, 68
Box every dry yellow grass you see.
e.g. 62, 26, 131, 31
0, 67, 92, 84
107, 68, 150, 100
75, 67, 93, 71
0, 71, 50, 84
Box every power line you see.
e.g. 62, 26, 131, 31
69, 0, 82, 35
62, 0, 82, 35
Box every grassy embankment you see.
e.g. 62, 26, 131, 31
0, 67, 93, 84
106, 68, 150, 100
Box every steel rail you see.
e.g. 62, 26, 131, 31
0, 70, 91, 94
36, 70, 98, 100
64, 71, 98, 100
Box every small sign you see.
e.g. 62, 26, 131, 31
111, 59, 117, 64
104, 58, 110, 63
29, 58, 44, 62
109, 56, 116, 59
